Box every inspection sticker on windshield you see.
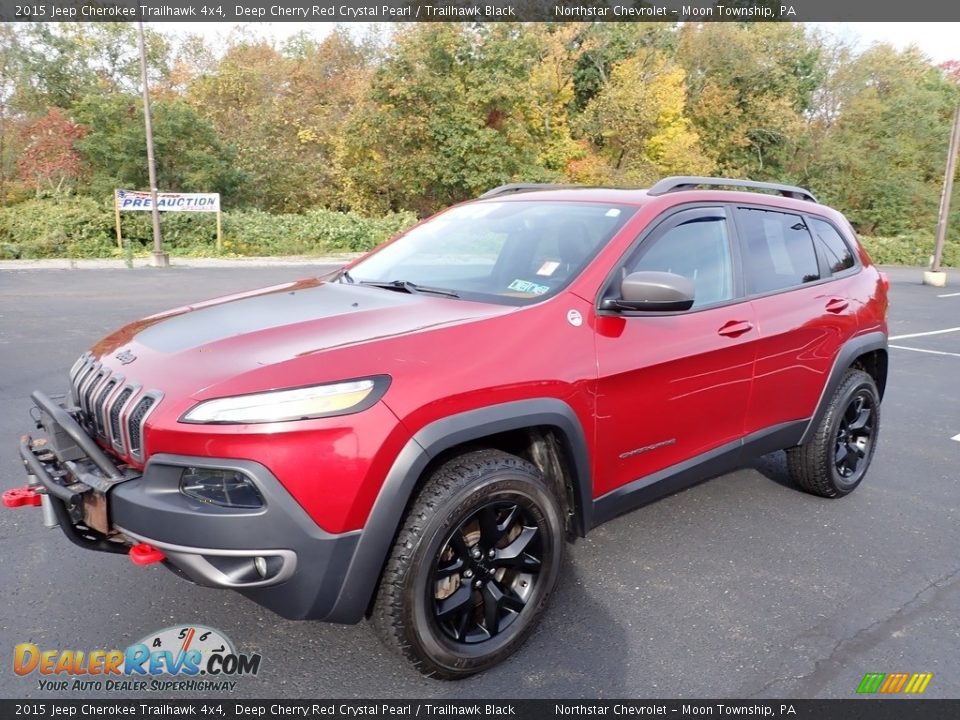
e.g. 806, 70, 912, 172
508, 279, 550, 295
537, 260, 561, 277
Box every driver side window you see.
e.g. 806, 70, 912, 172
627, 214, 734, 308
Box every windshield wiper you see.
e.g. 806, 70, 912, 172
359, 280, 460, 298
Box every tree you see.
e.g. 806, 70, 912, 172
677, 23, 821, 180
577, 51, 713, 185
524, 23, 589, 176
187, 31, 373, 212
13, 24, 169, 113
0, 25, 25, 202
572, 23, 677, 111
804, 45, 959, 234
941, 60, 960, 85
16, 108, 87, 195
71, 94, 241, 200
338, 23, 553, 215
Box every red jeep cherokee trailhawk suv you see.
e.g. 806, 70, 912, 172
10, 177, 888, 678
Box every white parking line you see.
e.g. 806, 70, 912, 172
937, 291, 960, 298
952, 433, 960, 442
889, 327, 960, 340
890, 344, 960, 358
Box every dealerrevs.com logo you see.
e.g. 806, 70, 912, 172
14, 625, 262, 692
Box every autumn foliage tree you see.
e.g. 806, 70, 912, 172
338, 24, 554, 215
1, 21, 959, 242
16, 108, 87, 195
578, 51, 713, 185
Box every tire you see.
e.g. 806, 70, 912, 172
371, 449, 564, 679
786, 368, 881, 498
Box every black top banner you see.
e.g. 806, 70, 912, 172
5, 0, 960, 22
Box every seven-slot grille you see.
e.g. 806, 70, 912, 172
69, 352, 162, 461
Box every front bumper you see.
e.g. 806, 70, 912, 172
16, 391, 362, 622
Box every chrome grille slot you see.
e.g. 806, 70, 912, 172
69, 353, 91, 385
109, 386, 135, 452
83, 371, 109, 426
93, 377, 119, 437
73, 359, 98, 407
127, 394, 160, 460
78, 364, 104, 415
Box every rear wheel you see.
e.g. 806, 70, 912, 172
371, 449, 564, 679
787, 368, 880, 497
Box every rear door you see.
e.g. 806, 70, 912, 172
733, 207, 859, 435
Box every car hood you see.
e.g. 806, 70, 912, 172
90, 278, 511, 397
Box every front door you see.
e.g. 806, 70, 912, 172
593, 207, 757, 498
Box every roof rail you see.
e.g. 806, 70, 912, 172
479, 183, 576, 199
647, 176, 817, 203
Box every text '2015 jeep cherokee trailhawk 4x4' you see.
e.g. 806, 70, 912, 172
8, 177, 888, 678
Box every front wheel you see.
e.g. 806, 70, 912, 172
371, 449, 564, 679
787, 368, 881, 498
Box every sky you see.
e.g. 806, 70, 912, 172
150, 21, 960, 64
817, 22, 959, 63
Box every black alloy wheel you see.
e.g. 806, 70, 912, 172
372, 449, 564, 678
431, 500, 543, 644
834, 390, 876, 482
786, 368, 881, 498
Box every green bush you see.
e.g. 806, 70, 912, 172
218, 208, 417, 256
0, 198, 417, 259
1, 198, 956, 268
859, 234, 958, 268
0, 197, 117, 259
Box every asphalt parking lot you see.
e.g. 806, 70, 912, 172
1, 263, 958, 699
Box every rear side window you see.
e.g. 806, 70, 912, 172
736, 208, 820, 294
809, 217, 856, 274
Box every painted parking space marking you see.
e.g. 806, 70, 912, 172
890, 344, 960, 358
952, 434, 960, 443
937, 291, 960, 297
889, 327, 960, 341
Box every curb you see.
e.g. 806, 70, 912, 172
0, 254, 362, 270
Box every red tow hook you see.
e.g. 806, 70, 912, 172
129, 543, 165, 566
3, 486, 43, 508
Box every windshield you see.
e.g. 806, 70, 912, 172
344, 200, 636, 305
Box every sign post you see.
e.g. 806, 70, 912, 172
113, 191, 123, 250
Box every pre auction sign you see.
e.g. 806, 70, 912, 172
116, 189, 220, 212
113, 189, 223, 250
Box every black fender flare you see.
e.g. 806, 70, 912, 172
799, 330, 888, 445
325, 398, 592, 623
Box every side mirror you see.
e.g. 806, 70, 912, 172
605, 271, 695, 312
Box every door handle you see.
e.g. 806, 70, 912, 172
825, 298, 849, 313
717, 320, 753, 337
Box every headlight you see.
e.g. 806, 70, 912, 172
179, 467, 264, 509
180, 376, 389, 424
